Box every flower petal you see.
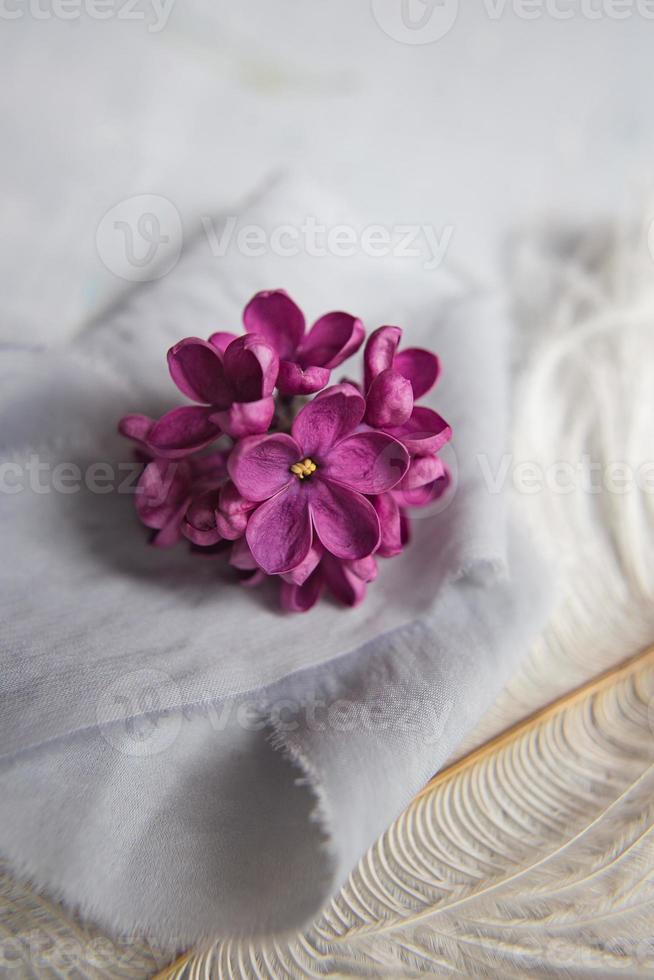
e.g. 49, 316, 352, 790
215, 480, 257, 540
394, 348, 441, 399
223, 334, 279, 401
291, 383, 365, 457
147, 406, 221, 458
228, 432, 298, 502
394, 466, 451, 507
276, 360, 330, 396
242, 289, 305, 359
297, 312, 365, 369
189, 450, 229, 490
182, 490, 223, 546
281, 542, 323, 586
348, 555, 378, 583
246, 482, 313, 574
365, 368, 413, 428
208, 331, 238, 354
322, 555, 370, 607
371, 492, 404, 557
118, 413, 154, 445
364, 325, 402, 391
229, 536, 259, 571
309, 479, 380, 560
323, 431, 409, 493
384, 406, 452, 455
280, 571, 323, 613
150, 509, 187, 548
167, 338, 232, 407
216, 509, 248, 540
219, 479, 258, 515
212, 396, 276, 439
136, 458, 190, 529
396, 453, 446, 491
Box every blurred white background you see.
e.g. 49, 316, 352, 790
1, 0, 653, 344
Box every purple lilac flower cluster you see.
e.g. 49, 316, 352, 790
119, 290, 452, 612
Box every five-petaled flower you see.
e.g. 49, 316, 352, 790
242, 289, 364, 395
228, 385, 409, 574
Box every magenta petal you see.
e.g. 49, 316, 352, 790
365, 369, 414, 428
230, 536, 259, 571
372, 492, 404, 557
212, 396, 275, 439
310, 479, 380, 560
136, 458, 190, 528
216, 480, 257, 539
189, 450, 229, 489
242, 289, 305, 360
228, 432, 298, 501
208, 331, 239, 354
291, 384, 365, 457
394, 466, 451, 507
280, 571, 323, 613
323, 431, 409, 493
282, 542, 323, 586
397, 453, 446, 491
241, 568, 266, 588
276, 360, 331, 396
167, 338, 232, 407
364, 325, 402, 391
394, 348, 441, 399
182, 490, 223, 546
385, 407, 452, 455
118, 413, 154, 445
322, 556, 368, 607
246, 483, 313, 574
223, 334, 279, 401
297, 312, 365, 370
147, 406, 221, 458
348, 554, 378, 583
216, 509, 249, 540
219, 479, 257, 515
151, 509, 187, 548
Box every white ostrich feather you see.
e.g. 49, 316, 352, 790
160, 651, 654, 978
457, 216, 654, 754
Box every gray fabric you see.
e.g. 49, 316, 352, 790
0, 179, 551, 947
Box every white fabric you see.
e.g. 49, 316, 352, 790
0, 179, 551, 946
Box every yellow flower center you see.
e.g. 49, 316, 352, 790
290, 457, 317, 480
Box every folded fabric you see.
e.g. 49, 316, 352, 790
0, 177, 551, 947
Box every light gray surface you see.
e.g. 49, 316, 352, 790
1, 2, 652, 345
